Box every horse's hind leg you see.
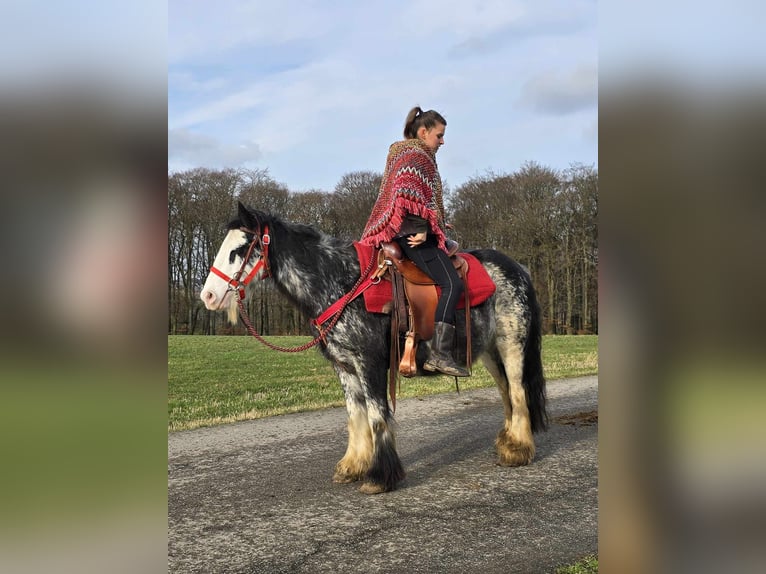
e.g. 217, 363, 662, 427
483, 343, 535, 466
333, 369, 372, 484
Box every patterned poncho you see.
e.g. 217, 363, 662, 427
359, 138, 448, 251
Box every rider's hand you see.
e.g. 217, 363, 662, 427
407, 232, 427, 247
445, 223, 454, 230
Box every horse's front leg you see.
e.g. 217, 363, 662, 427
333, 369, 372, 484
359, 370, 406, 494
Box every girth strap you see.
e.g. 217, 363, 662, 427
461, 265, 472, 371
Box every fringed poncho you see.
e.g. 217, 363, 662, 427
360, 139, 448, 251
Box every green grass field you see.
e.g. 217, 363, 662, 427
556, 554, 598, 573
168, 334, 597, 431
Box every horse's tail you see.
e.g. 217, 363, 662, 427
523, 279, 548, 433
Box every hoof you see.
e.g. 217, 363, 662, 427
333, 466, 365, 484
359, 481, 388, 495
333, 471, 362, 484
495, 444, 535, 467
333, 458, 368, 484
495, 430, 535, 467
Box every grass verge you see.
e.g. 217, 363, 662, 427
168, 334, 597, 431
556, 554, 598, 573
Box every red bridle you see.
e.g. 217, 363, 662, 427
209, 225, 271, 300
207, 222, 379, 356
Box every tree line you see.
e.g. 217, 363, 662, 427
168, 161, 597, 336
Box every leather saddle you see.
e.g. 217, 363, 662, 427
375, 239, 472, 382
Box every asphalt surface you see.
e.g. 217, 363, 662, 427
168, 376, 598, 574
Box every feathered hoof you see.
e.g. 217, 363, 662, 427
359, 481, 389, 495
332, 471, 362, 484
333, 458, 368, 484
495, 430, 535, 467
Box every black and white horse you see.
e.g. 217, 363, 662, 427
200, 203, 547, 494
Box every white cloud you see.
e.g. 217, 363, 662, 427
519, 65, 598, 115
168, 0, 338, 64
168, 128, 262, 169
168, 71, 227, 94
402, 0, 526, 39
168, 0, 598, 190
170, 84, 267, 129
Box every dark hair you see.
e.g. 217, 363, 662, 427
403, 106, 447, 139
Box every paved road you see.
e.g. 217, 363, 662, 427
168, 376, 598, 573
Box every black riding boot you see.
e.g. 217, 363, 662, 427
423, 322, 470, 377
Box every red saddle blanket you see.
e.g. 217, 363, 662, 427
353, 242, 496, 314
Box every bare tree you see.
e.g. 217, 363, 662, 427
328, 171, 381, 240
289, 190, 332, 228
169, 162, 598, 336
562, 164, 598, 333
509, 162, 562, 332
237, 168, 290, 216
194, 169, 240, 334
168, 168, 259, 334
168, 170, 202, 333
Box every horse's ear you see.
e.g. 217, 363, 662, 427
237, 201, 255, 228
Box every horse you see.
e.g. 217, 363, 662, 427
200, 202, 547, 494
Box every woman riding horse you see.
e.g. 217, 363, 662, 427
360, 106, 468, 377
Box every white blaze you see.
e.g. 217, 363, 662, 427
200, 229, 254, 323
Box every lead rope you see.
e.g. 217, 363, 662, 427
236, 250, 377, 353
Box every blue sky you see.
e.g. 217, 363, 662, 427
168, 0, 597, 192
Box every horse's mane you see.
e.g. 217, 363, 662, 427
224, 208, 359, 318
228, 209, 351, 250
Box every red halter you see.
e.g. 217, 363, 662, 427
209, 225, 271, 300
